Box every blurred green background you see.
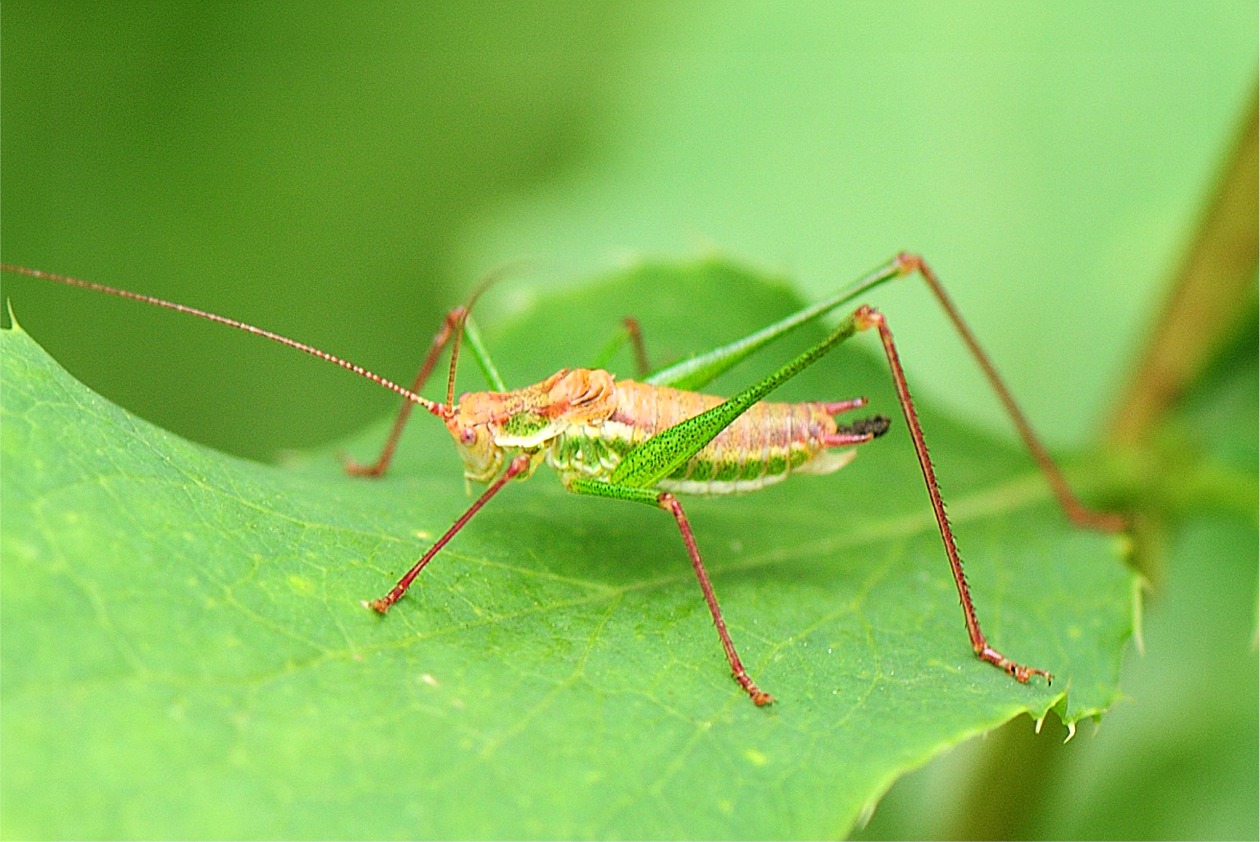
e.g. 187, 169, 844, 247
3, 3, 1256, 839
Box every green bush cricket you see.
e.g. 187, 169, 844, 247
1, 254, 1125, 706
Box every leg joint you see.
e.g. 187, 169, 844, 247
853, 304, 884, 330
894, 251, 925, 275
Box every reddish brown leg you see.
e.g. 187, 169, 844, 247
658, 492, 774, 706
365, 453, 532, 612
895, 252, 1127, 533
622, 317, 651, 376
344, 305, 468, 478
586, 316, 654, 376
854, 305, 1052, 684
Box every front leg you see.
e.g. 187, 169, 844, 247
366, 453, 533, 612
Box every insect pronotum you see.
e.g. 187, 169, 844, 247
2, 255, 1125, 706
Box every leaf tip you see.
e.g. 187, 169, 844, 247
3, 298, 22, 332
856, 798, 880, 830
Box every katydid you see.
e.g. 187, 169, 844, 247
1, 254, 1125, 706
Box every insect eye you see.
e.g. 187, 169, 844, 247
459, 428, 476, 445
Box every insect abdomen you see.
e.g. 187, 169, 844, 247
548, 380, 853, 495
660, 397, 855, 495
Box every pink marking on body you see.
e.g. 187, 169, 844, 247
822, 430, 878, 448
820, 397, 868, 415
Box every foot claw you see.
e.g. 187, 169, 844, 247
734, 672, 775, 706
980, 645, 1052, 685
342, 454, 387, 478
362, 597, 391, 614
1008, 662, 1053, 684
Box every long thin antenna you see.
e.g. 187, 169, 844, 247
1, 263, 447, 418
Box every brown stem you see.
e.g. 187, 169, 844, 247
1106, 90, 1259, 446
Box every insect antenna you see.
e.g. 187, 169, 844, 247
441, 260, 532, 409
0, 263, 446, 417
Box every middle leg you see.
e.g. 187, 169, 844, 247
567, 477, 772, 706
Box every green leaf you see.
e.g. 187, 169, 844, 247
1, 262, 1135, 839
